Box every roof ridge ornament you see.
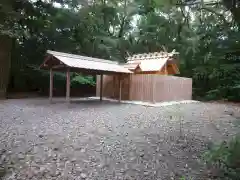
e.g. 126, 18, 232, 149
126, 50, 179, 61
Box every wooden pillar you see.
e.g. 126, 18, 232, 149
49, 68, 53, 102
66, 68, 70, 103
100, 74, 103, 101
119, 75, 122, 103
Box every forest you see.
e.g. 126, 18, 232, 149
0, 0, 240, 101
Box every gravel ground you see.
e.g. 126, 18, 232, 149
0, 98, 240, 180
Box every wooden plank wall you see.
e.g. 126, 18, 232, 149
96, 75, 192, 102
129, 74, 154, 102
96, 75, 115, 99
96, 75, 130, 100
152, 75, 192, 102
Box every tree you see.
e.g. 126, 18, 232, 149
0, 0, 239, 101
0, 0, 14, 98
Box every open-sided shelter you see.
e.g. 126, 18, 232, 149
40, 50, 132, 102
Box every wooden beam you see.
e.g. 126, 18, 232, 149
49, 68, 53, 102
100, 74, 103, 101
39, 55, 52, 69
66, 68, 70, 103
52, 64, 66, 69
119, 75, 122, 103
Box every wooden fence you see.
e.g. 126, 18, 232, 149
96, 74, 192, 103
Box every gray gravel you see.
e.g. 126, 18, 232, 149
0, 98, 240, 180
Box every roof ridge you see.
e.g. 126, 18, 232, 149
127, 50, 179, 61
42, 50, 132, 74
47, 50, 118, 65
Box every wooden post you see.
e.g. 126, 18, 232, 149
49, 68, 53, 102
66, 68, 70, 103
119, 74, 122, 103
100, 74, 103, 101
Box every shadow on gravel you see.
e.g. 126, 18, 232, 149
70, 100, 121, 106
24, 99, 125, 108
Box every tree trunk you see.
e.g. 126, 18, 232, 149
0, 35, 12, 99
0, 0, 13, 99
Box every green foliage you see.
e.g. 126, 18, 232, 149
179, 176, 192, 180
0, 166, 6, 178
204, 136, 240, 179
71, 74, 95, 86
0, 0, 239, 100
178, 175, 194, 180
